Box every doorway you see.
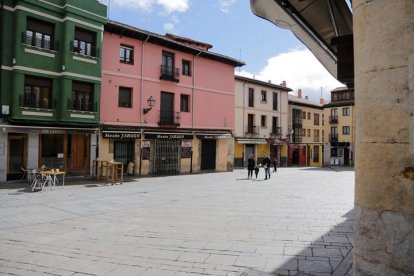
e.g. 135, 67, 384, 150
201, 139, 216, 171
245, 144, 254, 166
160, 92, 174, 125
68, 134, 90, 175
153, 139, 180, 175
7, 135, 27, 180
114, 140, 135, 166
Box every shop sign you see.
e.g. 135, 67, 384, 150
145, 133, 193, 139
102, 132, 141, 139
181, 141, 192, 158
196, 134, 232, 139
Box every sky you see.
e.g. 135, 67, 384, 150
101, 0, 343, 102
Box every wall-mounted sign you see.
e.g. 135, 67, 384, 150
141, 140, 150, 160
196, 134, 232, 139
102, 131, 141, 139
145, 132, 193, 139
181, 141, 192, 158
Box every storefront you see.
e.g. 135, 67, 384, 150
98, 128, 234, 176
234, 138, 268, 167
0, 124, 97, 181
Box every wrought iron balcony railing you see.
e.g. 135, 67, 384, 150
329, 115, 339, 124
160, 65, 180, 82
68, 99, 97, 112
158, 110, 180, 126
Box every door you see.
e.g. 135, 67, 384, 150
69, 134, 90, 175
7, 135, 26, 180
292, 148, 300, 165
245, 144, 254, 166
201, 139, 216, 171
153, 139, 179, 175
344, 147, 350, 166
160, 92, 174, 125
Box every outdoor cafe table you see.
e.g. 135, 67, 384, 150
41, 171, 66, 189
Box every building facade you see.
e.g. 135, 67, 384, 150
0, 0, 107, 181
234, 76, 291, 167
288, 90, 324, 167
323, 87, 355, 166
99, 21, 243, 176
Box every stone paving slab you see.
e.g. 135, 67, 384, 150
0, 167, 354, 275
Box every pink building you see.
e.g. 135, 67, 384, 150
99, 21, 244, 175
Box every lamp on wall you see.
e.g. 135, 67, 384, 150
143, 96, 156, 114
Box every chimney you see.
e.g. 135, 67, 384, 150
305, 96, 308, 100
298, 89, 302, 98
320, 98, 325, 105
280, 80, 286, 87
268, 80, 272, 83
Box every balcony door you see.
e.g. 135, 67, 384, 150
160, 92, 174, 125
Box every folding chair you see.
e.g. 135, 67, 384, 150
31, 171, 47, 191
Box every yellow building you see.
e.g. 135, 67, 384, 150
234, 76, 291, 167
323, 87, 355, 166
288, 89, 325, 167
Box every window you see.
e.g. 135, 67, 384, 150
302, 111, 306, 119
322, 130, 325, 142
272, 92, 278, 110
71, 81, 94, 111
307, 129, 311, 137
23, 76, 52, 109
307, 112, 311, 120
343, 107, 350, 116
73, 27, 96, 57
314, 113, 320, 125
314, 129, 320, 142
248, 88, 254, 107
343, 126, 350, 135
120, 45, 133, 64
272, 117, 279, 134
118, 87, 132, 107
161, 51, 177, 80
261, 90, 267, 102
180, 94, 189, 112
182, 60, 191, 76
331, 127, 338, 140
247, 114, 255, 133
322, 114, 325, 126
261, 115, 266, 127
25, 17, 54, 50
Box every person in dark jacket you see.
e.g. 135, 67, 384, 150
263, 155, 272, 180
272, 157, 278, 172
247, 154, 255, 179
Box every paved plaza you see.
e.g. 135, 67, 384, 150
0, 167, 354, 276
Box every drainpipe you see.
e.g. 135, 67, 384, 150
140, 34, 150, 125
139, 35, 150, 177
191, 51, 201, 174
0, 0, 4, 112
191, 51, 202, 129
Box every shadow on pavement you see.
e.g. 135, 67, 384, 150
268, 209, 354, 276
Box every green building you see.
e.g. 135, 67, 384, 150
0, 0, 107, 181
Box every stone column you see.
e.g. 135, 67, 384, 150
353, 0, 414, 274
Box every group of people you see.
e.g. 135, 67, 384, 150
247, 154, 277, 180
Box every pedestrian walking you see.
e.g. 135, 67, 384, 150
263, 155, 272, 180
247, 154, 255, 179
272, 157, 278, 172
254, 166, 259, 178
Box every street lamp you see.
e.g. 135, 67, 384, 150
143, 96, 156, 114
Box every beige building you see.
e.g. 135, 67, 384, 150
323, 87, 355, 166
288, 89, 325, 167
234, 76, 291, 167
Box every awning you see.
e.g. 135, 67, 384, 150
250, 0, 353, 80
196, 132, 233, 139
236, 138, 267, 144
144, 131, 193, 140
0, 124, 98, 134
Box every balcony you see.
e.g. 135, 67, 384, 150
70, 41, 100, 58
270, 127, 282, 137
329, 115, 339, 124
160, 65, 180, 82
330, 133, 339, 142
69, 99, 97, 112
245, 125, 258, 136
158, 110, 180, 126
20, 95, 55, 109
22, 32, 59, 51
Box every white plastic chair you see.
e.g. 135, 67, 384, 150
31, 171, 47, 191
